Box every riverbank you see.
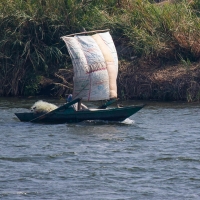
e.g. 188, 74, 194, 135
118, 60, 200, 102
0, 0, 200, 101
47, 59, 200, 102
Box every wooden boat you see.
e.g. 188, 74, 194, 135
15, 29, 145, 123
15, 100, 145, 124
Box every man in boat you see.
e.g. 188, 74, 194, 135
66, 94, 88, 111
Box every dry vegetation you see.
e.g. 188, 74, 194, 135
118, 60, 200, 101
0, 0, 200, 101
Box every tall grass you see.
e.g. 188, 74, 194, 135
116, 0, 200, 61
0, 0, 112, 96
0, 0, 200, 97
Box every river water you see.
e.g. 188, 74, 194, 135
0, 98, 200, 200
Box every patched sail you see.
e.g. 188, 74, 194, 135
61, 31, 118, 101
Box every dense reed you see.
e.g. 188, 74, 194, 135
0, 0, 200, 100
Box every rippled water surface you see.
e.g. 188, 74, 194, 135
0, 98, 200, 200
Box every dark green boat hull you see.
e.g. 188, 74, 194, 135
15, 105, 145, 124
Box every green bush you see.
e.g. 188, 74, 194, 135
0, 0, 200, 96
116, 0, 200, 60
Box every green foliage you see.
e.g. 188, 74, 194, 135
0, 0, 200, 96
193, 0, 200, 14
178, 54, 192, 70
23, 74, 42, 96
116, 0, 200, 60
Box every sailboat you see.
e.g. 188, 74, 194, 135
15, 30, 145, 123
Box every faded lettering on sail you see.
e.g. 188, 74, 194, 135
62, 36, 109, 101
61, 36, 90, 99
61, 31, 118, 101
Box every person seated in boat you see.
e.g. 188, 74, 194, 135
66, 94, 73, 103
66, 94, 88, 111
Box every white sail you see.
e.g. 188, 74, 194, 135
98, 32, 118, 73
61, 31, 118, 101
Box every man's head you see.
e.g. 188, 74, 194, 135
67, 94, 72, 102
